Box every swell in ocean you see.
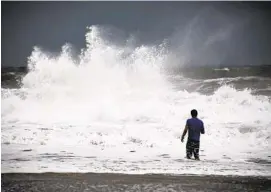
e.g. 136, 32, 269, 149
1, 26, 271, 176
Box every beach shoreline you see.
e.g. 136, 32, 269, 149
2, 172, 271, 192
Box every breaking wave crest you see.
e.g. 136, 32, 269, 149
2, 26, 271, 174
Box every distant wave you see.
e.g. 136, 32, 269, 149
213, 67, 230, 71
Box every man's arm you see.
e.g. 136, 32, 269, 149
201, 122, 205, 134
181, 125, 188, 143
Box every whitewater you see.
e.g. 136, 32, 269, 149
2, 26, 271, 176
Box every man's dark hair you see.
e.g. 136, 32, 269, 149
191, 109, 198, 117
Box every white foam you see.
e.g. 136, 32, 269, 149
213, 67, 230, 71
2, 26, 271, 175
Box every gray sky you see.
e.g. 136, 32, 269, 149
2, 1, 271, 67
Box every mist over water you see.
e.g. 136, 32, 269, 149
2, 25, 271, 175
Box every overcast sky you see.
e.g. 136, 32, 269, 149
2, 1, 271, 67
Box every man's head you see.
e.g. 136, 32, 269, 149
191, 109, 198, 118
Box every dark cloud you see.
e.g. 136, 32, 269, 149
2, 1, 271, 67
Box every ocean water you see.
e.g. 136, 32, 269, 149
1, 26, 271, 176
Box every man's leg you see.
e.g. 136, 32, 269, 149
192, 141, 200, 160
186, 140, 192, 159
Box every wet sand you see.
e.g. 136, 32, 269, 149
2, 173, 271, 192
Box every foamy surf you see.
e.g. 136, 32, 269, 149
1, 26, 271, 176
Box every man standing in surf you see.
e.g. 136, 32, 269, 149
181, 109, 205, 160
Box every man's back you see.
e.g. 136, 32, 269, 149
186, 117, 205, 142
